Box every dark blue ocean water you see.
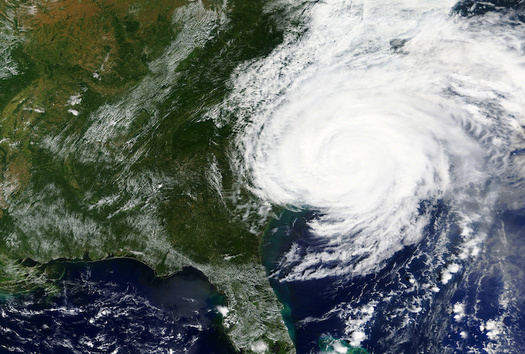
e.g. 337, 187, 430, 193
260, 202, 525, 353
0, 259, 236, 354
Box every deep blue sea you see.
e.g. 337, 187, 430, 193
261, 204, 525, 353
0, 259, 235, 353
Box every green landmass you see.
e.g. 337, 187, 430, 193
0, 0, 295, 351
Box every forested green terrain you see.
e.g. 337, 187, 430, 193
0, 0, 294, 351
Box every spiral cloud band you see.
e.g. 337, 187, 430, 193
218, 0, 525, 279
246, 72, 483, 238
240, 69, 488, 278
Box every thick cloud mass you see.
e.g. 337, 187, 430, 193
221, 0, 525, 278
246, 73, 482, 239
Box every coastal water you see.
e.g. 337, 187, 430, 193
0, 259, 235, 353
260, 209, 372, 353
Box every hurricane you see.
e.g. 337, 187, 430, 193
227, 0, 525, 279
243, 70, 490, 277
219, 0, 525, 351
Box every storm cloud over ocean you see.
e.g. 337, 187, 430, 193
220, 0, 525, 351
